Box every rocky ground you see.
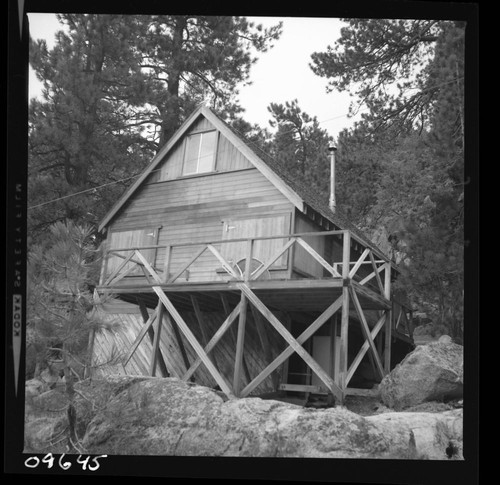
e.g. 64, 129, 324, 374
24, 335, 464, 460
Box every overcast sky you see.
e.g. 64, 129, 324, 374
27, 13, 362, 140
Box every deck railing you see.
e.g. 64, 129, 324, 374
102, 230, 394, 295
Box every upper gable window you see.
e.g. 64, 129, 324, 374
182, 130, 217, 175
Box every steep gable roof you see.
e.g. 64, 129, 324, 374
98, 106, 389, 261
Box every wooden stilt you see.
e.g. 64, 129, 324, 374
233, 295, 248, 396
166, 312, 191, 374
384, 307, 392, 374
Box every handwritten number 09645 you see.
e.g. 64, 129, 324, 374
24, 453, 107, 471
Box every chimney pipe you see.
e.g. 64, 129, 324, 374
328, 142, 337, 213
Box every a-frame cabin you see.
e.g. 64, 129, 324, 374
92, 105, 414, 403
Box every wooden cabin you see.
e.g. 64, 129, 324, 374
92, 105, 414, 403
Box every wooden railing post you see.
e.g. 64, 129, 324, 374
244, 238, 254, 281
339, 231, 351, 396
383, 262, 392, 374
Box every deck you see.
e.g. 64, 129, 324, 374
95, 229, 414, 402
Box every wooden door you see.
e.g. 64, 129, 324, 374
220, 214, 291, 270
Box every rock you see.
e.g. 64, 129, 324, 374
438, 334, 453, 344
25, 378, 49, 399
81, 377, 462, 459
379, 341, 463, 410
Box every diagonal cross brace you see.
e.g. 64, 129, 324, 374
238, 284, 344, 401
153, 287, 233, 396
350, 287, 385, 380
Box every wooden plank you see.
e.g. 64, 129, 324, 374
206, 244, 240, 279
384, 262, 392, 299
349, 249, 370, 279
149, 303, 164, 376
166, 245, 208, 284
339, 287, 350, 391
350, 288, 385, 380
153, 287, 232, 395
295, 238, 341, 277
342, 231, 351, 279
104, 251, 135, 285
346, 313, 386, 386
279, 384, 323, 393
359, 264, 385, 286
123, 309, 158, 365
385, 308, 393, 373
250, 237, 296, 280
350, 280, 392, 310
233, 295, 248, 396
238, 285, 343, 401
369, 251, 385, 295
183, 301, 242, 381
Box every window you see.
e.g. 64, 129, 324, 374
105, 227, 160, 277
182, 130, 217, 175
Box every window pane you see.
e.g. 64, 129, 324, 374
183, 133, 201, 175
198, 131, 216, 173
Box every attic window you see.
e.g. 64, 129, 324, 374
182, 130, 217, 175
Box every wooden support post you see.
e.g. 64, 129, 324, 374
220, 294, 251, 383
239, 285, 343, 401
384, 307, 393, 374
384, 262, 392, 373
154, 288, 232, 396
162, 245, 171, 282
244, 238, 254, 281
369, 251, 385, 295
149, 303, 164, 376
339, 231, 351, 395
233, 295, 248, 396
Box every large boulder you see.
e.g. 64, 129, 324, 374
379, 340, 463, 410
80, 377, 462, 459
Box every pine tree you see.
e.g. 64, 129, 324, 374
310, 19, 465, 341
27, 221, 110, 451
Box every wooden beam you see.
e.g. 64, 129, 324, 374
162, 245, 172, 283
123, 309, 158, 365
342, 231, 351, 279
339, 286, 350, 391
233, 295, 248, 396
167, 245, 208, 284
238, 284, 343, 401
346, 313, 386, 386
350, 288, 385, 380
153, 287, 233, 396
183, 301, 242, 381
295, 237, 341, 277
358, 264, 385, 286
349, 249, 370, 279
369, 251, 385, 295
384, 308, 393, 373
149, 303, 164, 376
104, 251, 135, 286
250, 237, 297, 281
384, 262, 392, 299
206, 244, 240, 279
